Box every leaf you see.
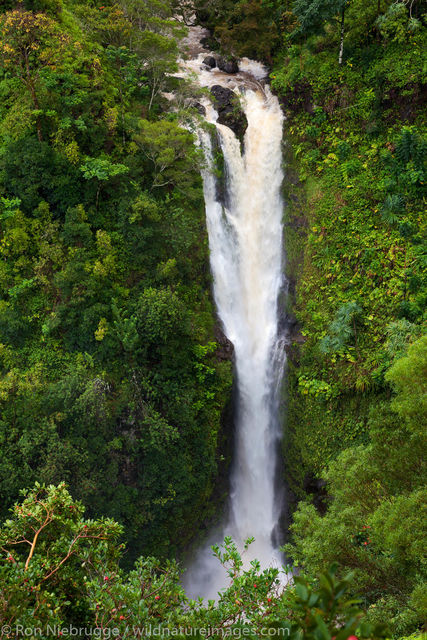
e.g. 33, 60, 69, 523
295, 581, 309, 601
314, 614, 331, 640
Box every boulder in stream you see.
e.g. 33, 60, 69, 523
217, 56, 239, 74
203, 56, 216, 69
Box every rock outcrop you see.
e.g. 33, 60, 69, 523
203, 56, 216, 69
217, 56, 239, 74
210, 85, 248, 141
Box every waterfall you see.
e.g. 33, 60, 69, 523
180, 35, 287, 599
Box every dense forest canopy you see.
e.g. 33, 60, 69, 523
0, 0, 233, 563
0, 0, 426, 636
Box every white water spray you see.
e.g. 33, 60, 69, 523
181, 35, 287, 599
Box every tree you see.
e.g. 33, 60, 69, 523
119, 0, 185, 111
133, 119, 201, 190
137, 31, 179, 111
286, 341, 427, 636
376, 1, 422, 42
0, 10, 71, 141
0, 482, 122, 626
292, 0, 351, 64
80, 156, 128, 212
385, 335, 427, 431
0, 487, 388, 639
0, 0, 229, 573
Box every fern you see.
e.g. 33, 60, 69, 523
395, 127, 427, 174
380, 193, 405, 225
319, 301, 362, 354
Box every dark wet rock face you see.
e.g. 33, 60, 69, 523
192, 102, 206, 116
210, 85, 234, 108
210, 85, 248, 141
217, 56, 239, 74
214, 323, 234, 362
303, 474, 329, 515
203, 56, 216, 69
210, 130, 227, 207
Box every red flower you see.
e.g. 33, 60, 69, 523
155, 595, 160, 600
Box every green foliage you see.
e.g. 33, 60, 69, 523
285, 342, 427, 637
287, 563, 387, 640
385, 335, 427, 429
0, 0, 425, 637
380, 193, 404, 225
319, 301, 362, 354
0, 482, 122, 626
292, 0, 348, 36
376, 3, 422, 43
0, 487, 389, 639
133, 118, 201, 190
215, 0, 279, 61
270, 7, 426, 636
194, 0, 280, 61
80, 157, 128, 181
272, 0, 426, 454
0, 0, 232, 565
378, 126, 426, 225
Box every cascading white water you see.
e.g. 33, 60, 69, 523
180, 34, 287, 600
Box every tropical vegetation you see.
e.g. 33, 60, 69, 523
0, 0, 425, 636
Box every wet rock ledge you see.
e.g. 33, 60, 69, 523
210, 85, 248, 142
